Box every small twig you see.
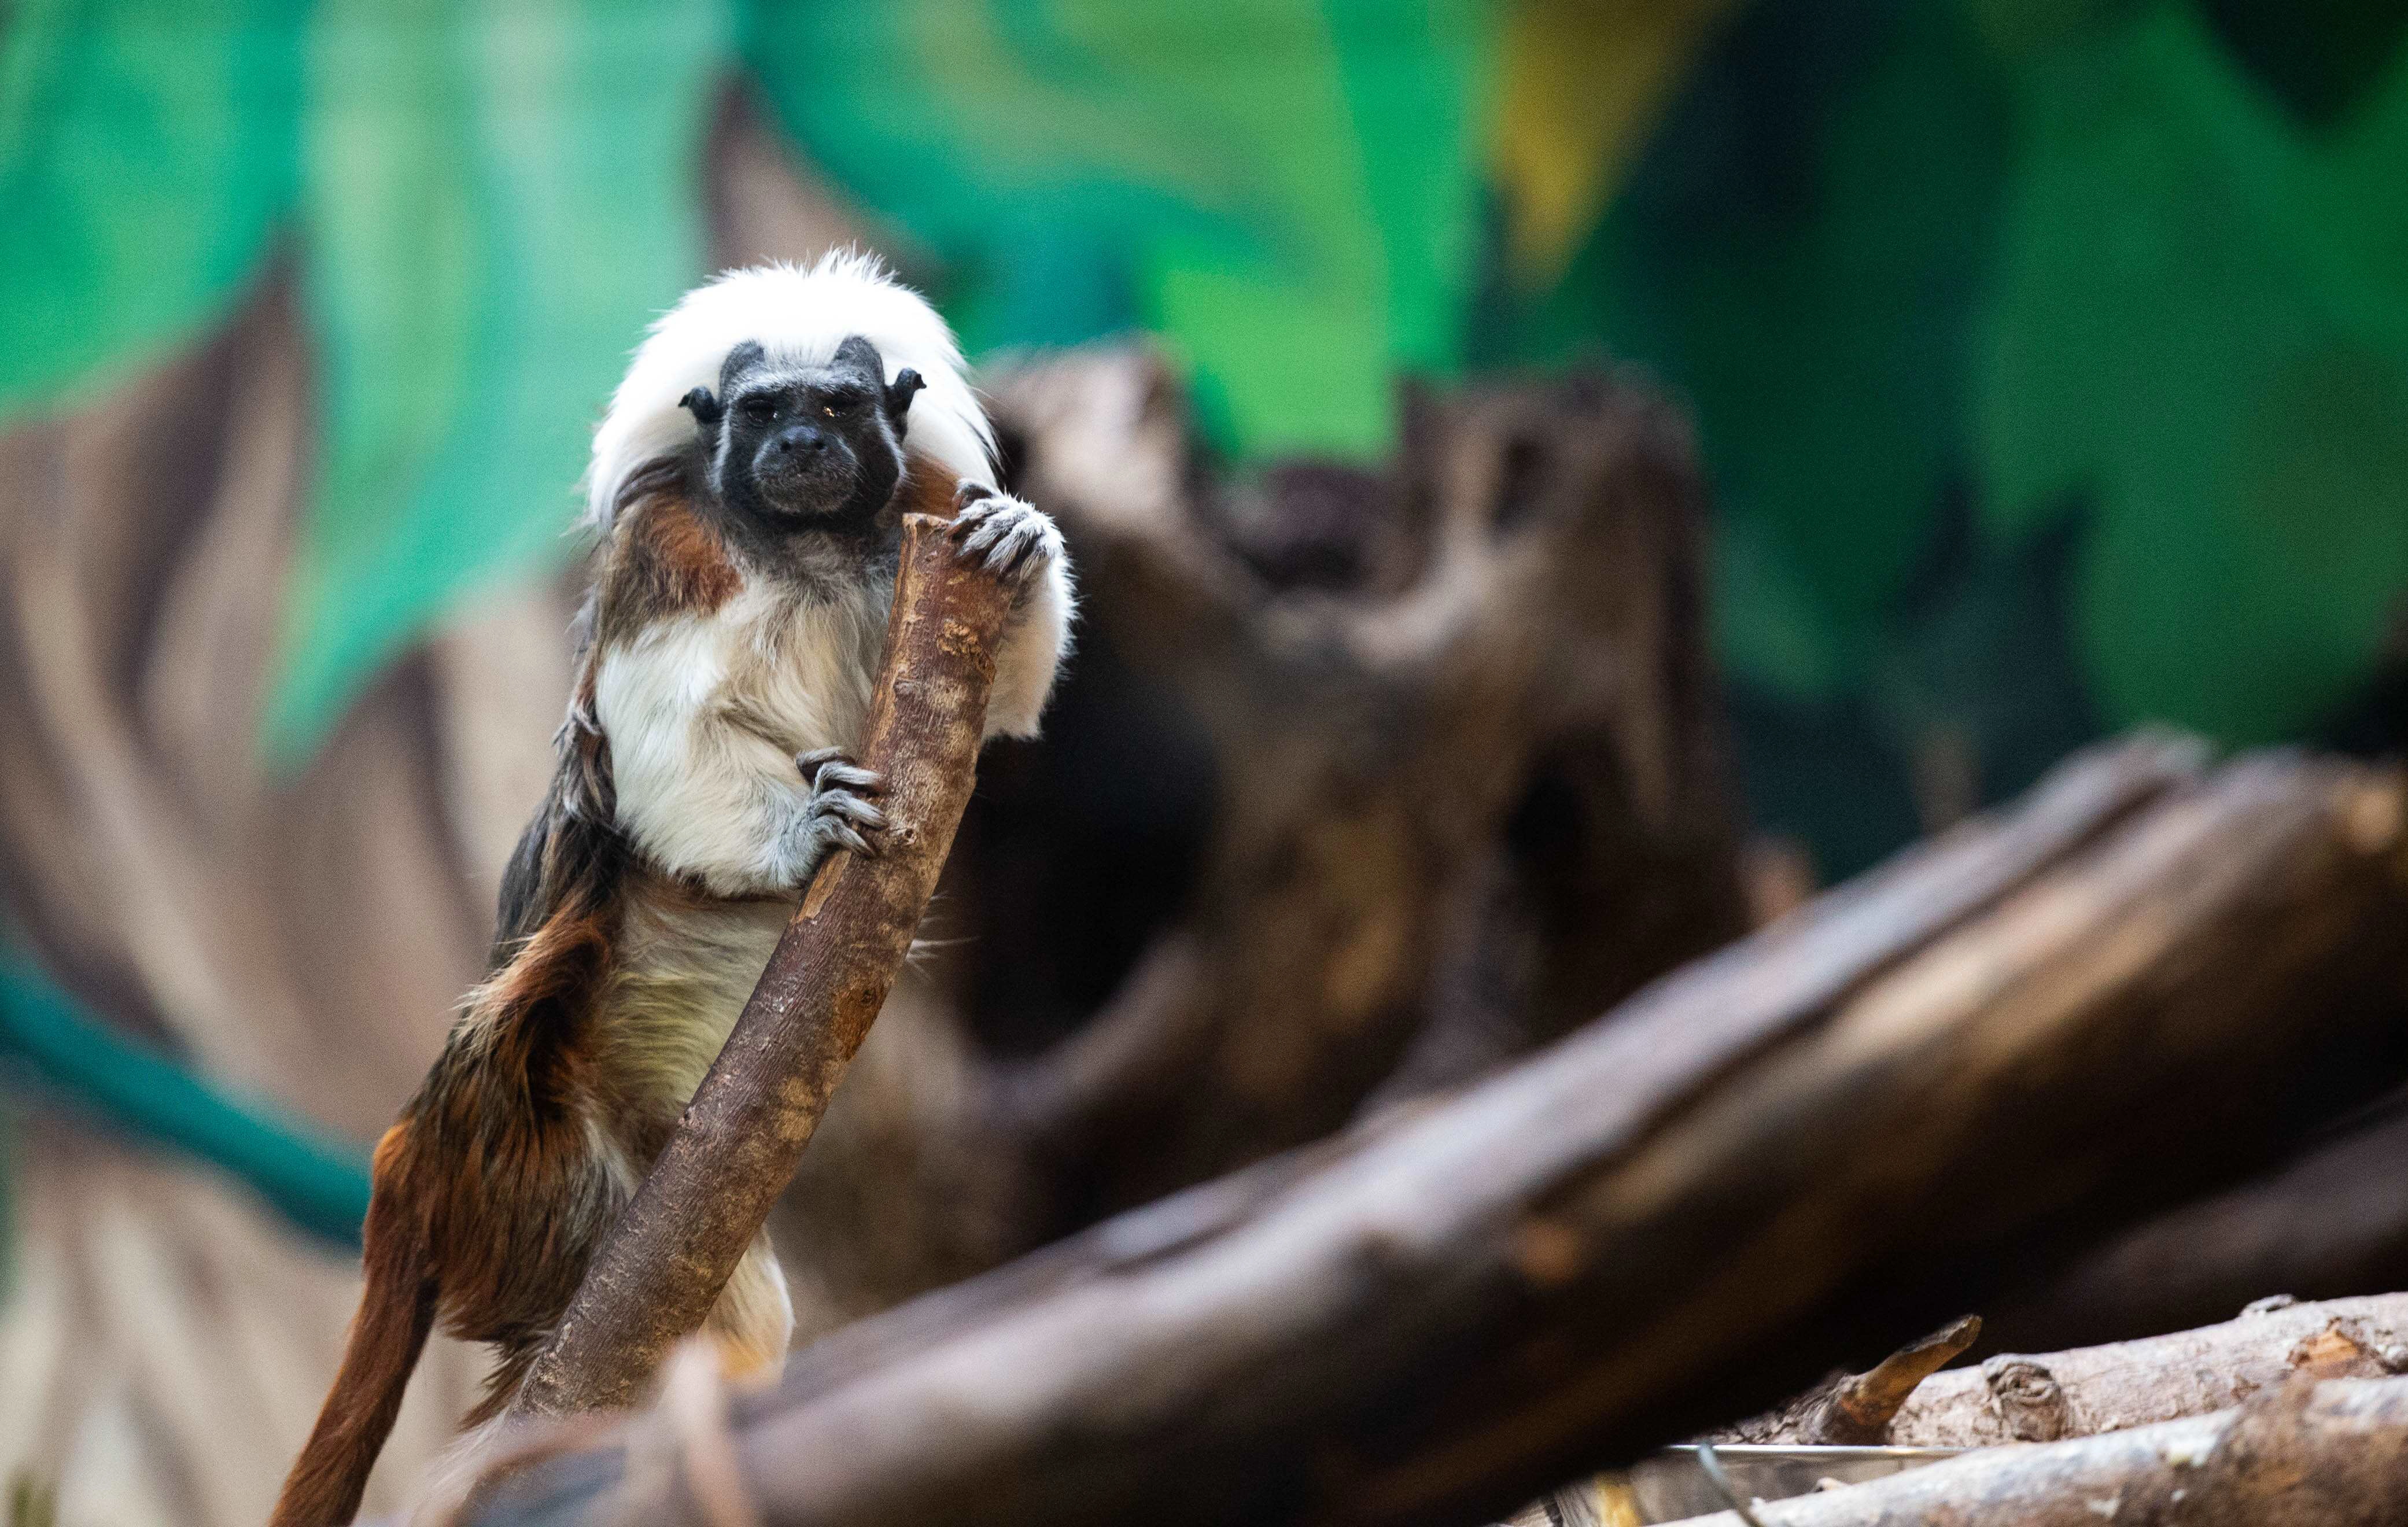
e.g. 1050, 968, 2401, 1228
505, 512, 1016, 1421
1709, 1315, 1983, 1446
1819, 1316, 1983, 1443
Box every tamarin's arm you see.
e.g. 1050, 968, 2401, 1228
593, 629, 870, 897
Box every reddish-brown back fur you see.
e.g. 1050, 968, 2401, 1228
593, 463, 743, 648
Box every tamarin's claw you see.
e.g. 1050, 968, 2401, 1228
793, 748, 888, 868
947, 486, 1063, 582
796, 747, 885, 797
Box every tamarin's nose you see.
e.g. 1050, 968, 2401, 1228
776, 424, 827, 456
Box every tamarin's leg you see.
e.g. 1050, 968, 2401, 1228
704, 1233, 795, 1380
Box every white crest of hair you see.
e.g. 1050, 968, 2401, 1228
584, 249, 996, 532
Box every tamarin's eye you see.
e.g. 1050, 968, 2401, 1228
742, 396, 779, 423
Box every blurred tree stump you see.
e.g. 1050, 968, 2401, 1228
452, 736, 2408, 1527
979, 346, 1749, 1214
754, 341, 1754, 1315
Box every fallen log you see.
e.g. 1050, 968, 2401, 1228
745, 731, 2204, 1414
452, 736, 2408, 1527
505, 511, 1017, 1421
1660, 1374, 2408, 1526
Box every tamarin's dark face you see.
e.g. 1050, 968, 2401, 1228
681, 335, 925, 533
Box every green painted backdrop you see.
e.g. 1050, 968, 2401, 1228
7, 0, 2406, 877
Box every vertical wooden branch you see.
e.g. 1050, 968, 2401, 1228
507, 512, 1013, 1421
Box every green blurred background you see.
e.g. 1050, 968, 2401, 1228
10, 0, 2407, 875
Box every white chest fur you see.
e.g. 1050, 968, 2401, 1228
593, 576, 890, 896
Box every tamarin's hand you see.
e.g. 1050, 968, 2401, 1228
792, 746, 888, 876
949, 481, 1068, 585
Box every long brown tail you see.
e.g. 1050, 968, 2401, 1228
271, 1129, 438, 1527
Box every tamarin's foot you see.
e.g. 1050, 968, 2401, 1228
949, 484, 1064, 582
793, 748, 888, 868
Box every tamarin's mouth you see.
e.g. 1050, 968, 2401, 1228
757, 456, 861, 517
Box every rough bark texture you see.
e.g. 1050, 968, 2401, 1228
1710, 1293, 2408, 1454
507, 512, 1015, 1421
1660, 1375, 2408, 1526
451, 735, 2408, 1527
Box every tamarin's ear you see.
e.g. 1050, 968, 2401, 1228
832, 334, 884, 378
883, 369, 925, 433
681, 386, 724, 428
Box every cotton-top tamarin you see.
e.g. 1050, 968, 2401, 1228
271, 254, 1071, 1527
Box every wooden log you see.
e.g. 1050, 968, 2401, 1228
1660, 1374, 2408, 1526
763, 731, 2195, 1411
1885, 1292, 2408, 1447
451, 736, 2408, 1527
504, 512, 1015, 1421
1713, 1293, 2408, 1448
